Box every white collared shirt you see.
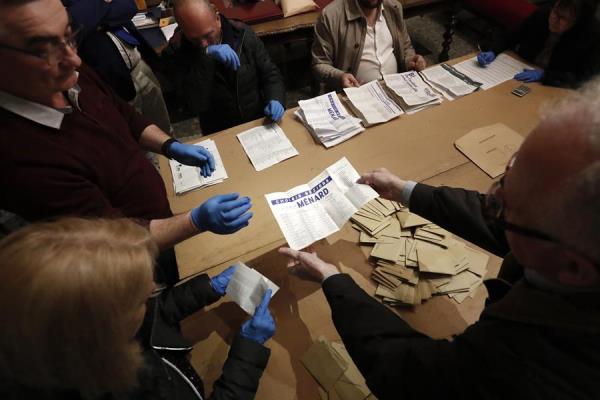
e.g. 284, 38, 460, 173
356, 5, 398, 83
0, 84, 81, 130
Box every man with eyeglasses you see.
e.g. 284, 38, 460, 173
279, 78, 600, 398
161, 0, 286, 135
0, 0, 254, 284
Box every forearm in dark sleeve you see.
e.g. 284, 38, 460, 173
210, 335, 270, 400
322, 274, 462, 399
253, 33, 285, 105
158, 274, 221, 325
409, 183, 509, 257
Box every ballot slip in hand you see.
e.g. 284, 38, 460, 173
454, 123, 524, 178
265, 157, 378, 250
169, 138, 228, 195
226, 262, 279, 315
453, 52, 533, 91
236, 123, 299, 171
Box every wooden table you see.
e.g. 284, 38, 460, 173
158, 56, 570, 399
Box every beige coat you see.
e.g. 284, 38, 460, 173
312, 0, 416, 91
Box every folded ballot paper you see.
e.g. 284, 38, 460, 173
236, 123, 299, 172
343, 80, 403, 125
383, 71, 442, 114
302, 337, 376, 400
266, 157, 378, 250
169, 138, 228, 195
226, 262, 279, 315
295, 92, 364, 148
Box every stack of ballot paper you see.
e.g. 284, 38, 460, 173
383, 71, 442, 114
169, 138, 228, 195
453, 53, 533, 91
350, 199, 489, 306
343, 80, 403, 125
302, 337, 377, 400
266, 157, 378, 250
226, 262, 279, 315
420, 64, 480, 100
236, 123, 298, 172
295, 92, 364, 148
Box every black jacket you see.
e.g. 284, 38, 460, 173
63, 0, 159, 101
162, 16, 285, 134
322, 183, 600, 400
490, 6, 600, 88
4, 274, 270, 400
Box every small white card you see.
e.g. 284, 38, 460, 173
226, 262, 279, 315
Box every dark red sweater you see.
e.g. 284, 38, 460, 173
0, 65, 172, 222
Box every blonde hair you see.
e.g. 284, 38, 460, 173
0, 218, 158, 398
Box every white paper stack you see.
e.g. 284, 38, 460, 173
226, 262, 279, 315
383, 71, 442, 114
169, 138, 228, 195
453, 53, 533, 90
237, 124, 299, 171
295, 92, 364, 148
343, 80, 404, 125
420, 64, 479, 100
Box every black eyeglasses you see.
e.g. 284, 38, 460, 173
0, 26, 81, 66
483, 153, 600, 268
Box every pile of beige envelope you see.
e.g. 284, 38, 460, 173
302, 337, 377, 400
350, 198, 490, 306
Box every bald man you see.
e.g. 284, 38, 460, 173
280, 77, 600, 398
163, 0, 285, 134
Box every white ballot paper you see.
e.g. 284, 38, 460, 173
169, 138, 228, 195
420, 65, 479, 99
383, 71, 442, 114
343, 80, 403, 125
297, 92, 364, 148
453, 53, 532, 90
226, 262, 279, 315
237, 124, 299, 171
266, 157, 379, 250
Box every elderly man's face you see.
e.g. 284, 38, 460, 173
0, 0, 81, 99
176, 5, 222, 49
358, 0, 383, 9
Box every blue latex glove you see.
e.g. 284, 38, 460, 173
477, 51, 496, 66
514, 69, 544, 83
264, 100, 285, 122
210, 265, 236, 296
191, 193, 253, 234
206, 44, 240, 71
168, 141, 215, 178
240, 289, 275, 344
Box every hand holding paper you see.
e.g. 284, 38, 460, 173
210, 265, 236, 296
279, 247, 339, 283
357, 168, 407, 202
240, 289, 276, 344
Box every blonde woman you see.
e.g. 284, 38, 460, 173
0, 218, 275, 400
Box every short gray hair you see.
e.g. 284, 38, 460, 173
537, 76, 600, 262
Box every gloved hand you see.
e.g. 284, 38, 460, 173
168, 141, 216, 178
240, 289, 275, 344
206, 44, 240, 71
264, 100, 285, 121
514, 69, 544, 83
191, 193, 253, 234
477, 51, 496, 66
210, 265, 236, 296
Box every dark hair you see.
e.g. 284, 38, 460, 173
554, 0, 597, 20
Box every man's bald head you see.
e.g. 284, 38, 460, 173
173, 0, 221, 48
505, 76, 600, 276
